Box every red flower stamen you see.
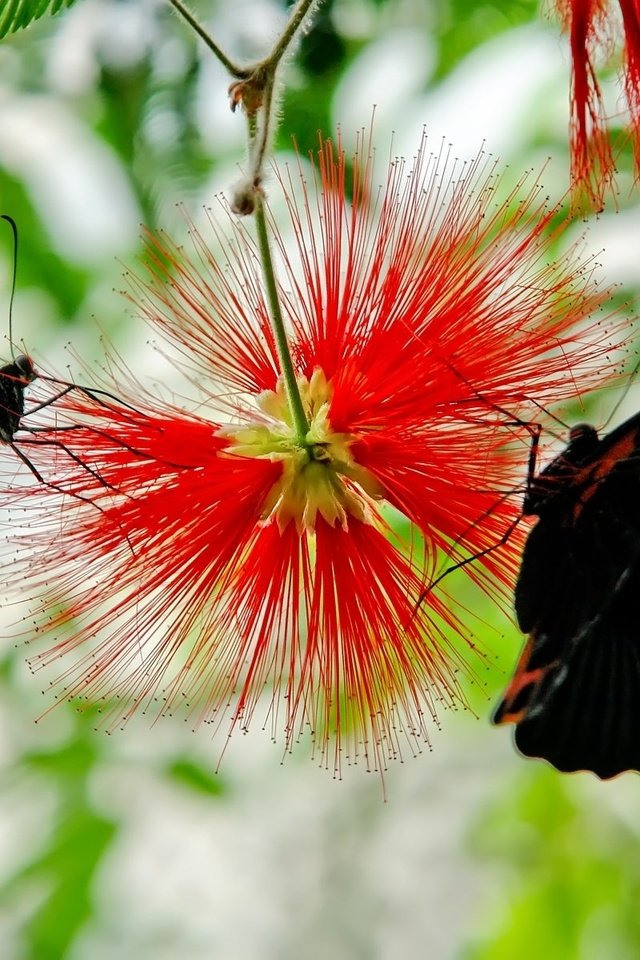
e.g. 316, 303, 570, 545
5, 129, 624, 776
557, 0, 640, 208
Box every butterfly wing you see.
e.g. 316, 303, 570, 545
512, 600, 640, 778
494, 419, 640, 778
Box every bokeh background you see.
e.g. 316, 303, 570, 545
1, 1, 640, 958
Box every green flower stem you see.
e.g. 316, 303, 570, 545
244, 1, 321, 443
247, 72, 276, 186
253, 198, 310, 443
264, 0, 321, 69
166, 0, 249, 77
248, 0, 319, 184
168, 0, 321, 443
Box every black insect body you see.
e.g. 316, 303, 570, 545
493, 414, 640, 778
0, 353, 36, 444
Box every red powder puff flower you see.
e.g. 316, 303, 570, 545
8, 130, 620, 776
556, 0, 640, 208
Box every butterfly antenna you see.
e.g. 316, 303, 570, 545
1, 214, 19, 361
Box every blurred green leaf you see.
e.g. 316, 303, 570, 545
0, 0, 76, 39
434, 0, 544, 79
167, 758, 228, 796
15, 811, 116, 960
0, 732, 118, 960
0, 172, 90, 322
465, 769, 640, 959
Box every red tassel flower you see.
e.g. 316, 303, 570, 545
7, 131, 619, 775
557, 0, 640, 208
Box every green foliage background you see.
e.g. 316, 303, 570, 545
1, 1, 640, 958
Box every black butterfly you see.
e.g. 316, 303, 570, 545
0, 214, 137, 497
493, 413, 640, 778
0, 353, 36, 444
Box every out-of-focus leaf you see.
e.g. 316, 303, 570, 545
0, 734, 118, 960
167, 758, 228, 797
0, 173, 90, 321
464, 769, 640, 959
0, 0, 76, 39
434, 0, 543, 79
12, 810, 116, 960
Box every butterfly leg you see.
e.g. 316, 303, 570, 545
18, 431, 125, 496
412, 419, 541, 614
9, 441, 136, 556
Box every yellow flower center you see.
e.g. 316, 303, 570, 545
223, 368, 384, 532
